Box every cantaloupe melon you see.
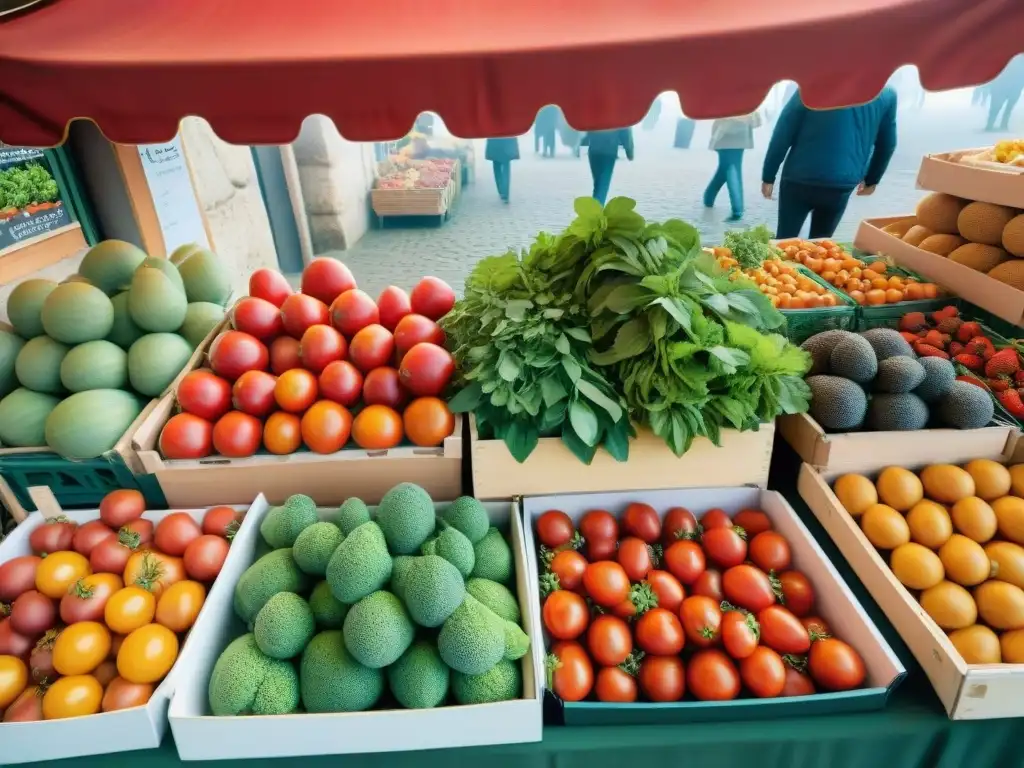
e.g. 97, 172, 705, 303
106, 292, 145, 349
128, 333, 193, 396
180, 302, 225, 348
916, 193, 968, 234
6, 279, 57, 339
129, 267, 188, 333
949, 243, 1010, 273
15, 336, 69, 394
918, 234, 966, 256
177, 248, 232, 305
60, 340, 128, 392
78, 240, 148, 295
44, 389, 143, 459
988, 260, 1024, 290
40, 282, 115, 344
137, 257, 185, 293
0, 388, 60, 447
881, 218, 917, 238
958, 202, 1018, 246
169, 243, 203, 266
1003, 214, 1024, 258
903, 225, 934, 247
0, 328, 25, 399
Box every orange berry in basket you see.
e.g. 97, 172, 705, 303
850, 267, 862, 278
844, 279, 861, 293
777, 293, 792, 308
789, 297, 806, 309
922, 283, 938, 299
842, 258, 862, 271
849, 290, 866, 305
821, 270, 837, 283
805, 295, 824, 308
870, 276, 889, 290
905, 283, 925, 300
885, 288, 904, 304
867, 261, 887, 274
822, 293, 838, 307
822, 258, 840, 272
805, 258, 823, 273
866, 289, 887, 306
887, 275, 904, 289
768, 295, 780, 307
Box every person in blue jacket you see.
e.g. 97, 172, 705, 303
484, 137, 520, 204
761, 88, 898, 239
582, 128, 634, 206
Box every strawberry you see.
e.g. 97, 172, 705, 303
988, 378, 1011, 392
967, 336, 996, 359
1015, 370, 1024, 384
957, 375, 989, 390
957, 321, 983, 343
931, 305, 959, 322
936, 316, 963, 335
915, 343, 950, 360
997, 389, 1024, 419
899, 311, 928, 333
954, 353, 984, 372
900, 331, 920, 345
984, 348, 1020, 378
923, 330, 948, 349
949, 341, 966, 357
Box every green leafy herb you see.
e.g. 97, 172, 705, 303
723, 224, 782, 270
0, 163, 59, 210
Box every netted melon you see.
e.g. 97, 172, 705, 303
1003, 214, 1024, 258
129, 267, 188, 333
903, 225, 934, 247
915, 193, 969, 235
918, 234, 966, 256
0, 388, 60, 447
6, 279, 57, 339
78, 240, 147, 295
988, 260, 1024, 290
40, 283, 115, 344
881, 218, 917, 238
958, 202, 1017, 246
949, 243, 1010, 273
44, 389, 143, 459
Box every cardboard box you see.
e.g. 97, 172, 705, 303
778, 412, 1015, 473
799, 453, 1024, 720
917, 150, 1024, 209
168, 499, 542, 760
854, 216, 1024, 327
521, 487, 906, 725
470, 417, 775, 500
0, 495, 262, 764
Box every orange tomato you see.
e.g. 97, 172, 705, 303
866, 261, 887, 273
299, 400, 352, 453
123, 551, 184, 599
922, 283, 938, 299
822, 293, 837, 307
93, 659, 118, 687
0, 654, 28, 708
105, 586, 157, 634
804, 258, 823, 273
820, 270, 837, 283
403, 397, 455, 447
155, 580, 206, 632
42, 675, 103, 719
788, 297, 805, 309
102, 676, 154, 712
870, 277, 889, 290
351, 404, 404, 450
777, 293, 792, 309
848, 290, 866, 305
53, 621, 111, 676
263, 411, 303, 455
35, 551, 91, 599
274, 368, 319, 413
887, 275, 904, 289
865, 289, 887, 306
117, 624, 178, 684
904, 283, 925, 300
885, 288, 904, 303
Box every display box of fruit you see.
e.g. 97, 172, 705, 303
167, 484, 541, 760
799, 451, 1024, 719
0, 488, 256, 763
522, 488, 905, 725
917, 143, 1024, 211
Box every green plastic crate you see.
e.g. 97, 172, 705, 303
855, 256, 960, 330
779, 266, 858, 343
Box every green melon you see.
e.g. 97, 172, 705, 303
0, 328, 26, 399
78, 240, 148, 295
40, 282, 115, 344
169, 243, 203, 266
106, 292, 145, 349
7, 279, 57, 339
44, 388, 143, 459
61, 340, 128, 392
61, 275, 94, 286
179, 302, 225, 348
177, 248, 232, 305
137, 257, 185, 293
15, 336, 69, 394
0, 388, 61, 447
128, 267, 188, 333
128, 333, 193, 397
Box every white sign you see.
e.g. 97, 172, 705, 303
137, 136, 210, 253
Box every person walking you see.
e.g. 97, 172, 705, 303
582, 128, 634, 205
761, 87, 898, 239
703, 112, 761, 221
535, 105, 559, 157
484, 137, 520, 204
986, 55, 1024, 132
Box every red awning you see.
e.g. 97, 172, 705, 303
0, 0, 1021, 146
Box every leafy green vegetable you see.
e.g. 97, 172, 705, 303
0, 163, 59, 210
722, 224, 782, 270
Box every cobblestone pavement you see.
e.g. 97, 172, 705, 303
338, 97, 1018, 296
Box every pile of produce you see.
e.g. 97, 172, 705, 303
880, 193, 1024, 290
208, 484, 529, 714
0, 240, 228, 458
535, 502, 866, 702
832, 460, 1024, 663
158, 257, 457, 460
714, 240, 843, 310
445, 197, 811, 462
375, 158, 456, 190
0, 490, 240, 720
956, 141, 1024, 167
0, 162, 58, 214
801, 324, 993, 432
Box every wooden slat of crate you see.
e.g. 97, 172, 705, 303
371, 187, 447, 216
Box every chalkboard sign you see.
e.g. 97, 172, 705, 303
0, 147, 71, 251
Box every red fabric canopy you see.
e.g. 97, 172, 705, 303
0, 0, 1021, 146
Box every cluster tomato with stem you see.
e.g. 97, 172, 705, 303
537, 502, 867, 703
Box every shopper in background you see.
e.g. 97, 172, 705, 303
703, 112, 761, 221
534, 105, 559, 157
761, 87, 898, 239
582, 128, 634, 206
986, 55, 1024, 132
484, 137, 520, 204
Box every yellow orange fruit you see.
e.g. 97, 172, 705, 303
890, 543, 944, 590
920, 581, 977, 630
950, 497, 998, 543
992, 495, 1024, 545
1000, 628, 1024, 663
1009, 464, 1024, 497
964, 459, 1012, 501
876, 467, 924, 511
984, 541, 1024, 590
974, 581, 1024, 630
948, 625, 1001, 664
939, 535, 992, 587
861, 504, 910, 550
833, 474, 878, 517
920, 464, 976, 504
906, 500, 953, 550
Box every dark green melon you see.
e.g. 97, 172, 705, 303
61, 340, 129, 392
0, 388, 61, 447
15, 336, 69, 394
0, 328, 26, 398
128, 267, 188, 333
78, 240, 148, 295
128, 333, 193, 397
7, 279, 57, 339
40, 282, 115, 344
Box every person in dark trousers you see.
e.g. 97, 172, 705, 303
704, 112, 761, 221
484, 137, 520, 203
582, 128, 634, 206
761, 88, 898, 239
986, 55, 1024, 132
534, 105, 559, 157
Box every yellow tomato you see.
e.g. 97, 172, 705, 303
155, 580, 206, 633
104, 586, 157, 635
42, 675, 103, 720
948, 625, 1001, 664
53, 621, 111, 676
1000, 628, 1024, 663
35, 551, 91, 599
117, 624, 178, 684
975, 581, 1024, 631
123, 551, 185, 599
0, 654, 28, 709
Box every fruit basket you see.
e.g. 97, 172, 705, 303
370, 159, 460, 218
778, 267, 858, 344
917, 146, 1024, 210
521, 487, 905, 725
853, 256, 957, 331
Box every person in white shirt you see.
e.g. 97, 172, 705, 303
703, 112, 761, 221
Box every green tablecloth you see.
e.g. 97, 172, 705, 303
19, 441, 1024, 768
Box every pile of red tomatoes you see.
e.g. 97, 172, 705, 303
159, 258, 459, 459
535, 502, 867, 704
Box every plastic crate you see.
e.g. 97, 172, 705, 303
854, 255, 960, 330
779, 266, 858, 343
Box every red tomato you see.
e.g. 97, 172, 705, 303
158, 413, 214, 460
700, 508, 732, 530
121, 519, 154, 549
585, 538, 618, 562
29, 520, 77, 556
536, 510, 575, 549
679, 595, 722, 648
582, 561, 630, 607
248, 268, 292, 308
549, 640, 593, 702
617, 537, 652, 582
409, 276, 455, 320
155, 513, 203, 557
362, 367, 408, 409
758, 605, 811, 654
301, 258, 356, 305
663, 540, 705, 585
0, 618, 33, 659
638, 655, 685, 702
231, 296, 284, 340
721, 609, 760, 659
0, 556, 41, 602
809, 638, 865, 691
10, 590, 56, 637
264, 411, 302, 455
299, 324, 346, 373
687, 649, 741, 701
303, 400, 354, 453
376, 286, 411, 331
662, 506, 699, 545
543, 591, 589, 640
733, 508, 773, 537
99, 490, 145, 529
801, 616, 831, 637
779, 571, 815, 617
595, 666, 638, 703
329, 289, 379, 337
635, 607, 685, 655
741, 646, 786, 698
202, 506, 241, 538
781, 665, 817, 697
280, 293, 330, 339
393, 314, 445, 358
90, 536, 137, 575
587, 614, 632, 666
208, 331, 269, 381
749, 531, 792, 573
691, 568, 724, 602
579, 510, 618, 544
212, 411, 262, 457
398, 343, 454, 397
702, 526, 748, 569
646, 570, 685, 613
349, 324, 395, 372
722, 565, 777, 613
269, 336, 303, 375
71, 522, 116, 558
318, 360, 363, 407
232, 370, 278, 417
275, 369, 319, 413
622, 502, 661, 544
183, 535, 230, 581
550, 550, 588, 592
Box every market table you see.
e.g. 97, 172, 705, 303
21, 440, 1024, 768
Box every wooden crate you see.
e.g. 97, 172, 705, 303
371, 160, 459, 217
